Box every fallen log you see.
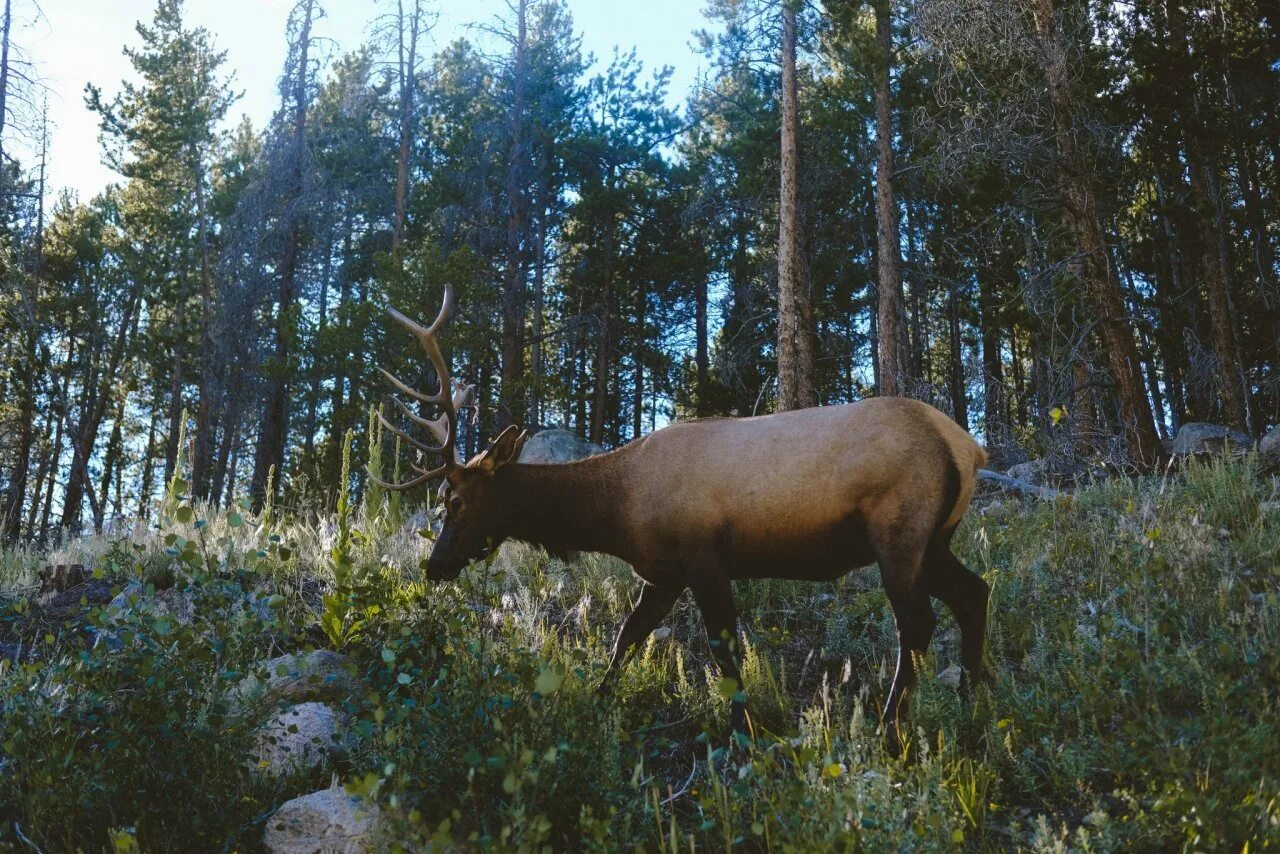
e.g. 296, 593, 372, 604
978, 468, 1062, 501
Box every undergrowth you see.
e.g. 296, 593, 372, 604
0, 455, 1277, 850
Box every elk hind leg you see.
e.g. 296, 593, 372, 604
926, 532, 989, 691
878, 543, 935, 757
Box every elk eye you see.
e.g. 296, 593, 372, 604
449, 496, 463, 513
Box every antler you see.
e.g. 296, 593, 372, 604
371, 284, 473, 491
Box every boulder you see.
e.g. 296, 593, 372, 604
263, 786, 382, 854
93, 581, 197, 650
517, 429, 605, 465
250, 702, 344, 777
106, 581, 196, 624
231, 650, 361, 713
1171, 422, 1252, 456
1261, 428, 1279, 466
1005, 459, 1048, 485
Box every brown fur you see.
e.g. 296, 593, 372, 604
432, 396, 990, 752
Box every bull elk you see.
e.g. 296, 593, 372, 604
374, 285, 990, 751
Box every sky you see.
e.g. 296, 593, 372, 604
20, 0, 711, 203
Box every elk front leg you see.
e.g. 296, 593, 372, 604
689, 571, 748, 736
597, 582, 683, 696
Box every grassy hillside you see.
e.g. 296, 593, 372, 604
1, 457, 1278, 851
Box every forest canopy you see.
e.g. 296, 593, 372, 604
0, 0, 1277, 538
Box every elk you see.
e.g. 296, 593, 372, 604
374, 285, 990, 751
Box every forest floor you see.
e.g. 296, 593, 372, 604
0, 457, 1278, 851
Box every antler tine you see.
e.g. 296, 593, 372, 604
382, 284, 462, 478
376, 410, 439, 456
386, 399, 453, 458
377, 367, 432, 404
368, 467, 449, 493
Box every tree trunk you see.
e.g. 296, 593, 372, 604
590, 270, 612, 445
251, 0, 315, 512
96, 388, 129, 530
192, 148, 217, 500
61, 288, 141, 530
501, 0, 530, 427
947, 279, 968, 429
391, 0, 421, 255
211, 394, 240, 507
776, 1, 815, 411
137, 408, 158, 520
979, 274, 1007, 462
695, 269, 709, 415
633, 279, 645, 440
1031, 0, 1161, 468
530, 152, 550, 428
4, 213, 40, 541
1166, 0, 1249, 434
0, 0, 11, 165
873, 0, 908, 398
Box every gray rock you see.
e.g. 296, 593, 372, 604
1171, 422, 1253, 456
937, 665, 962, 689
93, 581, 196, 650
1260, 428, 1279, 464
107, 581, 196, 624
231, 650, 361, 713
263, 786, 382, 854
517, 429, 605, 464
250, 702, 344, 778
1005, 459, 1047, 485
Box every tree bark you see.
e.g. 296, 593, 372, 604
0, 0, 11, 165
251, 0, 316, 512
979, 273, 1007, 462
947, 279, 968, 429
192, 147, 217, 500
776, 1, 815, 411
1031, 0, 1161, 468
61, 287, 142, 530
501, 0, 530, 427
873, 0, 908, 398
391, 0, 422, 255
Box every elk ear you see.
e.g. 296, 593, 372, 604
474, 425, 528, 474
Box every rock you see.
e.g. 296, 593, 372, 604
1005, 459, 1047, 485
107, 581, 196, 624
517, 429, 606, 464
250, 702, 344, 777
1261, 428, 1280, 466
1171, 422, 1252, 456
650, 626, 672, 641
263, 786, 382, 854
92, 581, 197, 650
937, 665, 962, 689
232, 650, 361, 713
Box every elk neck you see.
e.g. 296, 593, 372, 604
493, 453, 632, 558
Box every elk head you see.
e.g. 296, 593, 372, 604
372, 284, 528, 580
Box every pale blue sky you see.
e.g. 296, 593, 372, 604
26, 0, 710, 202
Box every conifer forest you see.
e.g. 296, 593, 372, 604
0, 0, 1278, 850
